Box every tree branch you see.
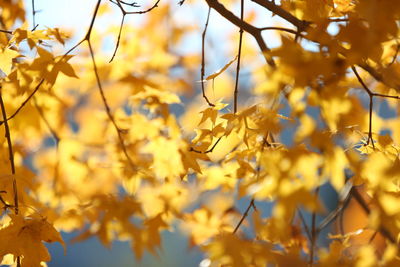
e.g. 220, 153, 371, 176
233, 0, 244, 113
200, 7, 215, 106
205, 0, 275, 67
350, 187, 397, 245
0, 90, 18, 215
251, 0, 310, 31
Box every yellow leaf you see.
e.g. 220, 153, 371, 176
0, 48, 19, 76
205, 56, 237, 80
0, 214, 65, 267
199, 107, 218, 125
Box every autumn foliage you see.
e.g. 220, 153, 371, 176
1, 0, 400, 266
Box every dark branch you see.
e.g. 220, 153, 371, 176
200, 7, 214, 107
31, 0, 37, 31
352, 66, 375, 147
109, 15, 126, 62
233, 198, 255, 234
205, 0, 275, 67
260, 26, 303, 36
110, 0, 140, 7
190, 137, 222, 153
33, 97, 60, 144
88, 40, 137, 172
251, 0, 310, 31
0, 90, 18, 215
233, 0, 244, 114
125, 0, 160, 14
0, 79, 44, 126
108, 0, 161, 61
0, 29, 13, 34
350, 187, 397, 245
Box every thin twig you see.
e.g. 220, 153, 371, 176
33, 97, 60, 143
0, 79, 44, 125
233, 198, 255, 233
309, 187, 320, 266
351, 66, 375, 148
233, 0, 244, 114
259, 26, 303, 36
367, 96, 374, 148
109, 15, 125, 62
358, 62, 400, 92
62, 0, 137, 172
350, 187, 397, 245
372, 92, 400, 99
109, 0, 140, 7
328, 18, 349, 22
31, 0, 37, 31
368, 230, 378, 244
108, 0, 160, 61
0, 91, 18, 215
61, 0, 102, 59
190, 136, 222, 153
388, 42, 399, 66
232, 133, 270, 234
201, 7, 214, 106
317, 181, 353, 232
125, 0, 160, 14
297, 209, 312, 241
88, 40, 136, 171
85, 0, 102, 40
352, 66, 373, 95
33, 97, 61, 190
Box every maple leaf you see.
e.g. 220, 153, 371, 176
198, 102, 228, 126
0, 48, 19, 76
0, 214, 65, 267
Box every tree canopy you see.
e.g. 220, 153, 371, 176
1, 0, 400, 266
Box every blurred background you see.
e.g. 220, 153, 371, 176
17, 0, 388, 266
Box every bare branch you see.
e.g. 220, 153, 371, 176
0, 29, 12, 34
205, 0, 275, 67
0, 90, 18, 215
251, 0, 310, 31
108, 0, 161, 61
233, 0, 244, 113
201, 7, 215, 107
351, 66, 375, 148
309, 187, 320, 266
0, 79, 44, 126
109, 0, 140, 7
88, 40, 137, 172
297, 209, 312, 241
109, 15, 126, 62
260, 26, 302, 36
31, 0, 38, 31
358, 63, 400, 92
233, 198, 255, 234
190, 136, 222, 153
33, 97, 60, 144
